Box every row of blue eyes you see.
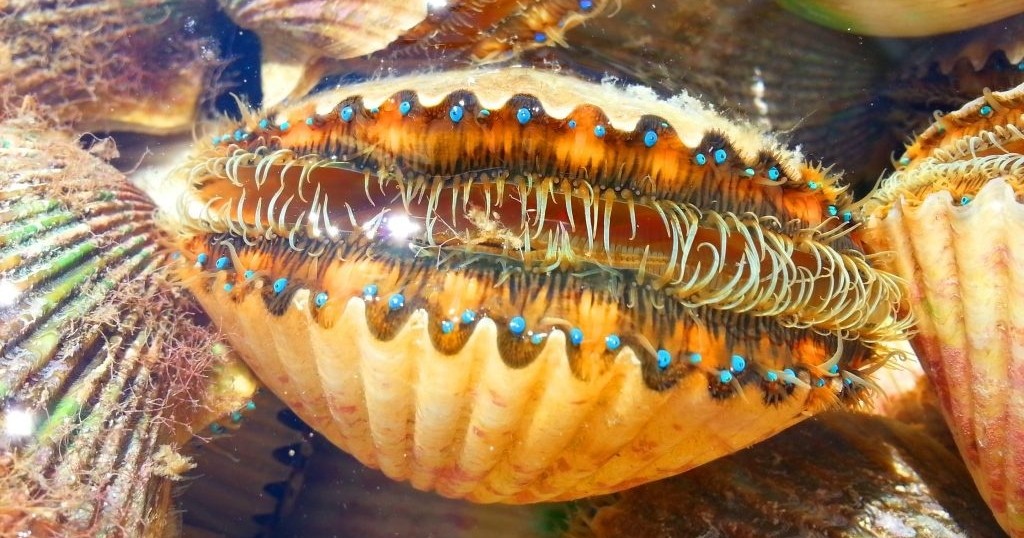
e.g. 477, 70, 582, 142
226, 105, 790, 185
198, 254, 815, 382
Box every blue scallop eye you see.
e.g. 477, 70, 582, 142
605, 334, 621, 351
399, 101, 412, 116
279, 121, 291, 131
767, 166, 781, 181
305, 117, 315, 126
713, 148, 727, 164
694, 153, 707, 166
449, 105, 464, 123
441, 320, 454, 334
567, 119, 577, 129
643, 130, 658, 148
388, 293, 405, 310
363, 284, 378, 298
340, 105, 354, 122
244, 269, 255, 280
508, 316, 526, 335
765, 371, 779, 382
569, 328, 584, 346
461, 309, 477, 324
215, 256, 229, 270
196, 253, 208, 266
516, 107, 532, 125
730, 354, 746, 373
273, 278, 288, 294
314, 292, 328, 308
656, 349, 672, 370
258, 118, 269, 130
719, 370, 734, 384
593, 125, 606, 138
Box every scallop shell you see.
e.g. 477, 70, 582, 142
171, 67, 908, 503
563, 408, 1005, 537
861, 82, 1024, 536
883, 13, 1024, 143
0, 0, 218, 134
778, 0, 1024, 36
223, 0, 615, 105
0, 117, 250, 535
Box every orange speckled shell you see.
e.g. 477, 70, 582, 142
862, 82, 1024, 536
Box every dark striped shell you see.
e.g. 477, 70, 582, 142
0, 120, 249, 535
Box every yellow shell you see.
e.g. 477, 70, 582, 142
778, 0, 1024, 36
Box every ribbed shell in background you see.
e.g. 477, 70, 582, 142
0, 0, 219, 134
862, 83, 1024, 537
0, 117, 246, 536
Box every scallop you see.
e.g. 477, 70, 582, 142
0, 118, 253, 534
170, 67, 909, 503
861, 81, 1024, 536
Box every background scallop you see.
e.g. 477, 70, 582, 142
218, 0, 428, 105
777, 0, 1024, 36
0, 0, 220, 134
0, 115, 253, 535
862, 82, 1024, 537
